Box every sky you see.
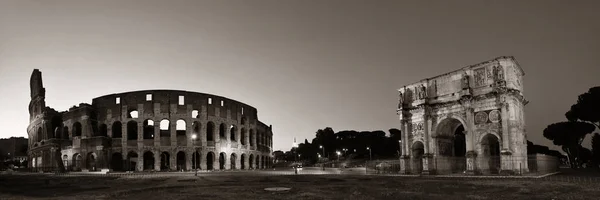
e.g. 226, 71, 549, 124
0, 0, 599, 152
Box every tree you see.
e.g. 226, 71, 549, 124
592, 133, 600, 168
566, 86, 600, 129
543, 121, 596, 168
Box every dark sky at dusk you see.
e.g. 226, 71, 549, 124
0, 0, 598, 152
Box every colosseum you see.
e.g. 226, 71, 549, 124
27, 69, 273, 172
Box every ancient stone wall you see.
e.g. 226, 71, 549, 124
27, 69, 274, 172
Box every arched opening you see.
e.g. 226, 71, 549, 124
255, 155, 260, 169
241, 128, 246, 145
62, 126, 69, 139
111, 153, 124, 171
206, 152, 214, 170
55, 127, 61, 139
127, 121, 138, 141
435, 118, 467, 174
230, 153, 237, 170
86, 152, 97, 171
126, 151, 138, 171
230, 125, 236, 141
192, 110, 199, 118
192, 122, 200, 143
72, 153, 82, 171
219, 152, 226, 170
206, 122, 214, 141
112, 121, 122, 138
143, 151, 155, 171
249, 154, 254, 169
241, 154, 246, 169
98, 124, 108, 137
143, 120, 154, 139
219, 123, 226, 140
160, 152, 170, 171
177, 151, 186, 171
128, 110, 138, 119
176, 119, 186, 136
480, 134, 501, 174
160, 119, 170, 137
412, 142, 425, 174
192, 151, 200, 170
73, 122, 82, 137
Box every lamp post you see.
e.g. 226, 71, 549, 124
367, 147, 372, 161
336, 151, 341, 161
191, 134, 199, 176
320, 145, 325, 159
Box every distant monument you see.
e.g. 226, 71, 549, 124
397, 56, 528, 175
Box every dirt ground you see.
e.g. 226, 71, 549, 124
1, 174, 598, 200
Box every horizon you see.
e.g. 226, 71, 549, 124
1, 0, 599, 153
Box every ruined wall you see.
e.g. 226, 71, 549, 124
27, 69, 274, 172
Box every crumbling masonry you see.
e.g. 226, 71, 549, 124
27, 69, 273, 172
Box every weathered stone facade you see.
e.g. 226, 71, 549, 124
27, 69, 273, 172
397, 56, 528, 175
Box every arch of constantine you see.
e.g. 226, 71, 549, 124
397, 56, 528, 175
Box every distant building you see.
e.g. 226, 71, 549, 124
0, 137, 28, 163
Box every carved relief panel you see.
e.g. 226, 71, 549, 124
474, 67, 487, 87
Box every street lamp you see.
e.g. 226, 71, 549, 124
191, 134, 199, 175
336, 151, 341, 161
320, 145, 325, 159
367, 147, 372, 160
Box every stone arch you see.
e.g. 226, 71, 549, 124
112, 121, 122, 138
230, 153, 237, 170
249, 154, 254, 169
54, 127, 61, 139
160, 152, 170, 171
160, 119, 170, 137
73, 122, 82, 137
255, 155, 260, 169
479, 133, 501, 174
86, 152, 97, 171
143, 151, 155, 171
230, 125, 236, 141
434, 117, 468, 173
72, 153, 82, 171
176, 119, 186, 136
111, 152, 124, 171
176, 151, 186, 171
143, 119, 154, 139
127, 121, 138, 141
219, 152, 226, 170
206, 122, 215, 141
98, 124, 108, 137
126, 151, 138, 171
206, 152, 215, 170
412, 141, 425, 174
241, 153, 247, 169
241, 128, 247, 145
219, 123, 226, 140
